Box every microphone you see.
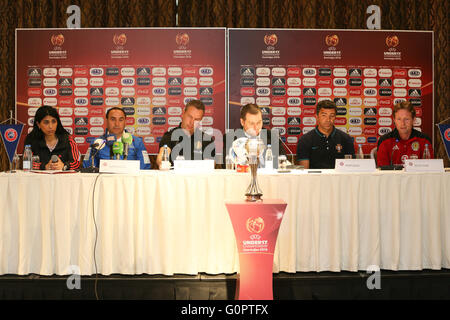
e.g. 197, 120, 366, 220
122, 132, 133, 160
51, 155, 59, 163
112, 141, 123, 160
391, 139, 399, 166
105, 132, 116, 159
91, 138, 106, 150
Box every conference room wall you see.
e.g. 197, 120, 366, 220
0, 0, 448, 171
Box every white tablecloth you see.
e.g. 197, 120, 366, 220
1, 169, 449, 275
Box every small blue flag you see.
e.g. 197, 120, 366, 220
0, 124, 24, 163
437, 123, 450, 161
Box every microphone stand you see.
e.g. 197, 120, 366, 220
80, 141, 105, 173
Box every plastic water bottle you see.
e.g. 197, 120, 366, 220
422, 144, 431, 159
161, 145, 170, 170
356, 144, 364, 159
265, 144, 273, 170
23, 145, 32, 171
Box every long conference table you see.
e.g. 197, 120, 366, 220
1, 169, 449, 276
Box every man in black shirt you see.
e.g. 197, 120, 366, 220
296, 100, 354, 169
156, 99, 215, 168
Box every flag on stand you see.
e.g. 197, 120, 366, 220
0, 124, 24, 163
437, 123, 450, 161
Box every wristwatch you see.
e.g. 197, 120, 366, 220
63, 163, 68, 171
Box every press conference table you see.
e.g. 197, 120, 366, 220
1, 169, 449, 276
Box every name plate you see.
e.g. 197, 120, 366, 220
335, 159, 376, 172
404, 159, 444, 172
99, 159, 140, 174
173, 160, 215, 173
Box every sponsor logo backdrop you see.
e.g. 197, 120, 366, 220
17, 28, 226, 154
228, 29, 433, 154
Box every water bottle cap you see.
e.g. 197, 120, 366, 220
425, 144, 428, 146
163, 145, 167, 148
267, 144, 271, 147
25, 145, 31, 147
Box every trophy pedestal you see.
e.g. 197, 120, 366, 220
225, 199, 287, 300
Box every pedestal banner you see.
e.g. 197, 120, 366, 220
225, 199, 287, 300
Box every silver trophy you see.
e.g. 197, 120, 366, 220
244, 136, 265, 202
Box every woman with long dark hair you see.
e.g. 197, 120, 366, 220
24, 105, 81, 170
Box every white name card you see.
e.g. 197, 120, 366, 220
173, 160, 215, 173
404, 159, 444, 172
335, 159, 377, 172
99, 159, 140, 174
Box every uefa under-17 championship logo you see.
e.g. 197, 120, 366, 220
325, 34, 339, 47
264, 34, 277, 47
386, 35, 399, 48
113, 33, 127, 46
246, 217, 265, 234
51, 34, 64, 47
176, 33, 190, 47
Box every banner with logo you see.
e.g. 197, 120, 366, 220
16, 28, 226, 154
437, 124, 450, 160
225, 200, 287, 300
228, 29, 433, 155
0, 124, 24, 163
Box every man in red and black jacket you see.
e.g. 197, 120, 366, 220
377, 101, 433, 166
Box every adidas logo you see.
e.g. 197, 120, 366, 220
137, 68, 150, 76
59, 78, 71, 86
350, 69, 361, 76
379, 79, 391, 87
75, 118, 87, 125
304, 88, 315, 96
91, 88, 102, 96
169, 78, 181, 85
241, 68, 254, 76
335, 98, 346, 106
409, 89, 421, 97
29, 69, 41, 76
153, 107, 165, 115
288, 118, 300, 125
200, 88, 212, 95
272, 78, 285, 86
365, 108, 376, 116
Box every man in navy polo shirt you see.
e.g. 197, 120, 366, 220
296, 100, 354, 169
